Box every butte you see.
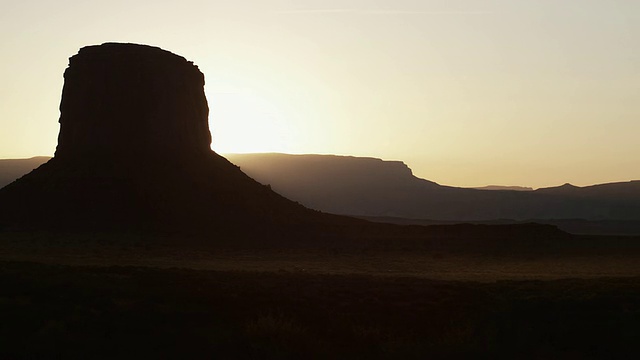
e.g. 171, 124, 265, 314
0, 43, 357, 238
0, 43, 564, 245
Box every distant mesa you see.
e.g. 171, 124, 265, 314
0, 43, 350, 235
225, 153, 640, 228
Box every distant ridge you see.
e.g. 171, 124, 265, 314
225, 153, 640, 225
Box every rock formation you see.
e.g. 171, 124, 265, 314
55, 43, 211, 163
0, 43, 569, 243
0, 43, 348, 235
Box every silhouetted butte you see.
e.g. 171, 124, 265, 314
0, 43, 567, 244
0, 43, 351, 235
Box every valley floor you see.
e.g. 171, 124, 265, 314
2, 232, 640, 282
2, 232, 640, 358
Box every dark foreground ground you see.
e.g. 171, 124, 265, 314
2, 232, 640, 359
2, 263, 640, 359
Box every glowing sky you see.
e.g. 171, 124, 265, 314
1, 0, 638, 188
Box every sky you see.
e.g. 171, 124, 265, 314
1, 0, 638, 188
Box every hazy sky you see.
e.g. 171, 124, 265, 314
1, 0, 638, 188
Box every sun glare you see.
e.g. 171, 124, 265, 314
208, 90, 298, 154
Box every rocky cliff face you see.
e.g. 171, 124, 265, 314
55, 43, 211, 163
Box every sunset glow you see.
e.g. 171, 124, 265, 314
1, 1, 639, 188
210, 91, 299, 154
